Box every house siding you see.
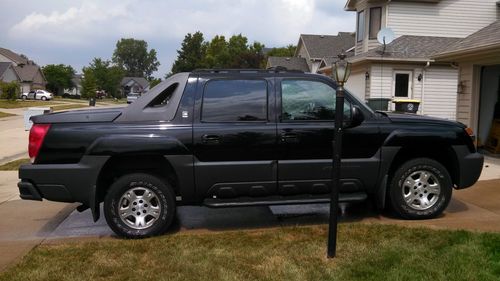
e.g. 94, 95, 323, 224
345, 71, 366, 101
368, 63, 457, 119
387, 0, 500, 38
297, 43, 311, 71
0, 67, 18, 83
456, 63, 474, 127
420, 66, 459, 120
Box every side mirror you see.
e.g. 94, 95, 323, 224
344, 105, 364, 128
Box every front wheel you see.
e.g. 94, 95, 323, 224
21, 95, 27, 100
104, 173, 176, 238
41, 96, 47, 101
389, 158, 452, 219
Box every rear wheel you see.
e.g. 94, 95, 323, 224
41, 96, 47, 101
104, 173, 175, 238
21, 95, 27, 100
389, 158, 452, 219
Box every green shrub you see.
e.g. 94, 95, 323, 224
0, 81, 20, 100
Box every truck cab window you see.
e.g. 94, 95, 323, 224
281, 80, 350, 121
201, 79, 267, 122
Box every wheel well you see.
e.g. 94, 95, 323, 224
387, 146, 459, 186
96, 154, 179, 203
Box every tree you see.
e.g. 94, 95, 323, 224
42, 64, 75, 95
170, 32, 267, 75
0, 81, 20, 100
170, 31, 206, 75
83, 58, 125, 98
112, 38, 160, 79
202, 35, 229, 68
266, 45, 297, 57
149, 78, 162, 89
81, 68, 97, 99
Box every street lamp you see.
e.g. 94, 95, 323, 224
327, 52, 351, 258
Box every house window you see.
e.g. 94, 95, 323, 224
357, 10, 365, 42
393, 72, 412, 98
369, 7, 382, 40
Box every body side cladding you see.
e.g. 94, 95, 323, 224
86, 134, 190, 156
376, 146, 400, 209
452, 145, 484, 189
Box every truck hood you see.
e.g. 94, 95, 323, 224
31, 107, 124, 124
383, 112, 465, 128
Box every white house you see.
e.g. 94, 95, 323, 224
319, 0, 499, 131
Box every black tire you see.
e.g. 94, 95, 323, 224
389, 158, 452, 219
41, 96, 47, 101
104, 173, 176, 238
21, 95, 27, 100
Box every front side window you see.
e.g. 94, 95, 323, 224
357, 10, 365, 42
281, 80, 350, 121
202, 79, 267, 122
369, 7, 382, 39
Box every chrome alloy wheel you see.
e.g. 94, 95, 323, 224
118, 187, 162, 229
402, 170, 441, 211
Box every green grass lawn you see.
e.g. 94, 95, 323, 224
0, 158, 30, 170
0, 100, 62, 109
52, 104, 90, 111
0, 224, 498, 281
0, 111, 16, 119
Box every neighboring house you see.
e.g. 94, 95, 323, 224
0, 47, 47, 93
64, 74, 83, 96
120, 77, 149, 97
266, 57, 309, 72
322, 0, 499, 128
295, 33, 355, 73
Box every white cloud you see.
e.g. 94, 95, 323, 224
6, 0, 355, 75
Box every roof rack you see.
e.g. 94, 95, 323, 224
192, 67, 304, 74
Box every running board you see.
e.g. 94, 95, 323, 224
203, 192, 368, 208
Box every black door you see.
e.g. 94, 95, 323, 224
276, 78, 381, 195
193, 77, 278, 200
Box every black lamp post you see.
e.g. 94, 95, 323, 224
327, 52, 351, 258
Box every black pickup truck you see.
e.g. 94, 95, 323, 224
18, 70, 483, 238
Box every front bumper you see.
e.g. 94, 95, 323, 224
17, 156, 109, 205
453, 145, 484, 189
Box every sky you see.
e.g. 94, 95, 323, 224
0, 0, 355, 78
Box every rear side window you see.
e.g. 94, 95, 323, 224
202, 79, 267, 122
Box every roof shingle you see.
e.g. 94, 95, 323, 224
436, 20, 500, 57
299, 33, 355, 59
267, 57, 309, 72
0, 48, 28, 65
350, 35, 461, 62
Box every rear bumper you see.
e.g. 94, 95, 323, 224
453, 145, 484, 189
17, 156, 109, 205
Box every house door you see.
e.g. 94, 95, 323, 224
393, 71, 412, 98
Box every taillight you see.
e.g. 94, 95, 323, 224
28, 124, 51, 163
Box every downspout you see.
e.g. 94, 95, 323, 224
421, 61, 431, 115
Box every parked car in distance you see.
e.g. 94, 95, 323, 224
21, 89, 53, 101
96, 90, 107, 99
18, 69, 484, 238
127, 93, 140, 104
